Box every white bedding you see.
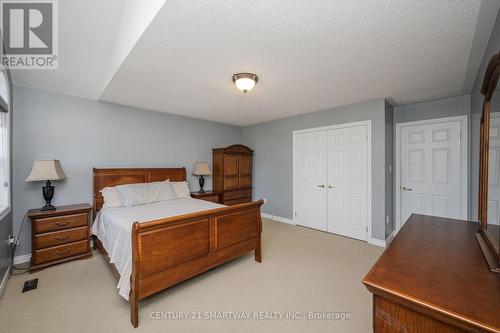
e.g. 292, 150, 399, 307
92, 197, 224, 300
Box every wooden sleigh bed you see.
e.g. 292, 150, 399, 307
92, 167, 264, 327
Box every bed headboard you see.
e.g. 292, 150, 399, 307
93, 167, 187, 216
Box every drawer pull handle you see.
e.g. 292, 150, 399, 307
55, 220, 70, 226
56, 235, 70, 241
56, 249, 70, 256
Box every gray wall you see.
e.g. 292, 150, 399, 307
471, 10, 500, 221
242, 99, 389, 241
11, 71, 487, 260
393, 95, 472, 218
0, 69, 13, 294
394, 95, 471, 124
13, 86, 242, 257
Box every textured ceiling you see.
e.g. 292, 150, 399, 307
12, 1, 500, 125
11, 0, 124, 99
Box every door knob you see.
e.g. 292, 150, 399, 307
317, 184, 325, 188
401, 186, 413, 191
328, 185, 335, 189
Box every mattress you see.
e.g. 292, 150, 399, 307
92, 197, 225, 300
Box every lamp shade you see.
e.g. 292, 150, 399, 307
192, 162, 211, 176
26, 160, 66, 182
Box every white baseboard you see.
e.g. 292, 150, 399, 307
368, 230, 397, 248
0, 264, 11, 299
385, 231, 396, 247
368, 238, 386, 247
261, 213, 294, 225
13, 253, 31, 265
261, 212, 395, 247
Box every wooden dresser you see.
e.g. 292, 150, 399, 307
28, 203, 92, 271
213, 144, 253, 205
363, 214, 500, 333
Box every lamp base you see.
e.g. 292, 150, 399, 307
42, 180, 55, 211
41, 204, 56, 211
198, 175, 205, 193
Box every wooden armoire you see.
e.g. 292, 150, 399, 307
213, 144, 253, 205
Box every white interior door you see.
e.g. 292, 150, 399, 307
399, 119, 464, 227
294, 131, 327, 231
294, 122, 370, 241
488, 114, 500, 226
327, 126, 368, 241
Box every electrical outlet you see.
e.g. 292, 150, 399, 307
7, 234, 16, 246
263, 198, 267, 204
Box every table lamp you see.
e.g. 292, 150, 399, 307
193, 162, 211, 193
26, 159, 66, 211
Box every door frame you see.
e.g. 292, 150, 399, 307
292, 120, 372, 242
395, 115, 468, 233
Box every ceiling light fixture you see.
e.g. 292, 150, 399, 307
232, 73, 258, 93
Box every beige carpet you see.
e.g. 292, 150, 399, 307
0, 219, 383, 333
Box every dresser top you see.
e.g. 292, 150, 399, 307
28, 203, 92, 218
363, 214, 500, 332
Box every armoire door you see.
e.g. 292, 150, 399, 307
224, 154, 239, 190
326, 125, 368, 241
294, 131, 328, 231
238, 155, 252, 188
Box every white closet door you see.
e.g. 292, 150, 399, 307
326, 125, 368, 241
400, 121, 461, 224
295, 131, 328, 231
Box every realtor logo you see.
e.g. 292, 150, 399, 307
0, 0, 58, 69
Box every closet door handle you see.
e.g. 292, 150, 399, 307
401, 186, 413, 191
317, 184, 325, 188
328, 185, 335, 189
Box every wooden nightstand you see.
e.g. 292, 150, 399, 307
28, 203, 92, 272
191, 191, 220, 203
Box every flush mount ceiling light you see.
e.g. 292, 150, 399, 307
232, 73, 258, 93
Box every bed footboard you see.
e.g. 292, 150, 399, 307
130, 199, 264, 327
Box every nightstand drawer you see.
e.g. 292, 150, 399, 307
34, 227, 88, 249
33, 213, 88, 234
224, 197, 251, 206
200, 195, 219, 203
223, 189, 252, 201
33, 240, 88, 265
191, 191, 220, 204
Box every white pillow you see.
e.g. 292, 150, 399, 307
172, 181, 190, 198
101, 187, 122, 208
156, 180, 177, 202
116, 180, 176, 207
